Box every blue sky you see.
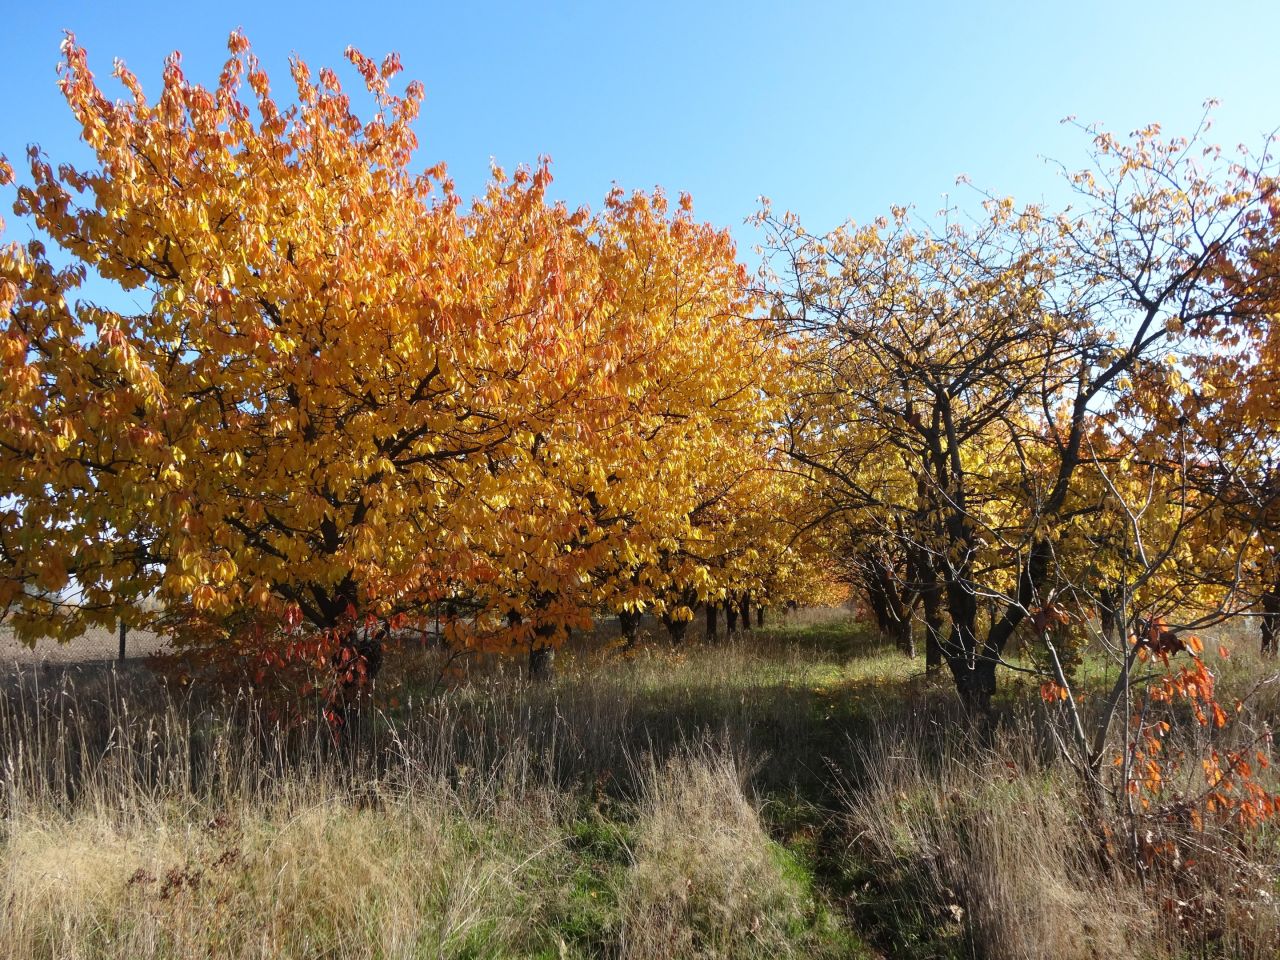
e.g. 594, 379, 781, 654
3, 0, 1278, 259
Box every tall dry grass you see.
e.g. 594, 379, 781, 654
0, 635, 850, 959
2, 616, 1279, 959
835, 700, 1280, 960
621, 744, 808, 959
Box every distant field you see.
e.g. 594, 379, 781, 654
0, 623, 167, 664
0, 607, 849, 668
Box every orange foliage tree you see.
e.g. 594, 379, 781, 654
0, 33, 800, 682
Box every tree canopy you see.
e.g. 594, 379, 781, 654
3, 35, 1280, 725
0, 33, 828, 668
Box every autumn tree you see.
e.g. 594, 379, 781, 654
1142, 169, 1280, 654
766, 115, 1278, 710
0, 34, 793, 682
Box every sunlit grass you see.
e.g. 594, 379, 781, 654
2, 610, 1278, 959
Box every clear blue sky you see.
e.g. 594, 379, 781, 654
3, 0, 1278, 258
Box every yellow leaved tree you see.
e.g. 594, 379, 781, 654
0, 33, 792, 690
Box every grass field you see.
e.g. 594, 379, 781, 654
1, 611, 1278, 959
0, 623, 167, 664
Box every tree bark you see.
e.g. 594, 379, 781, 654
924, 622, 943, 672
1262, 583, 1280, 657
1098, 585, 1124, 643
725, 599, 739, 636
921, 575, 944, 672
618, 609, 640, 648
524, 597, 558, 681
322, 607, 385, 736
896, 614, 915, 659
528, 641, 556, 680
662, 612, 689, 644
864, 566, 893, 635
946, 624, 997, 715
706, 603, 718, 641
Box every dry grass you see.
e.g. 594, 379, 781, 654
1, 612, 1278, 958
620, 744, 807, 959
839, 721, 1149, 960
3, 792, 572, 958
0, 687, 578, 958
0, 620, 860, 959
833, 633, 1280, 960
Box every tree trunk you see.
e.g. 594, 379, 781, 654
950, 537, 1053, 708
662, 613, 689, 644
706, 603, 718, 641
924, 623, 943, 672
864, 572, 892, 635
941, 561, 991, 713
1262, 585, 1280, 657
739, 594, 752, 633
947, 631, 997, 715
725, 599, 739, 636
1098, 586, 1124, 643
921, 579, 944, 672
910, 544, 945, 673
323, 618, 385, 736
896, 614, 915, 659
618, 609, 640, 647
528, 642, 556, 681
527, 597, 558, 681
756, 606, 765, 628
